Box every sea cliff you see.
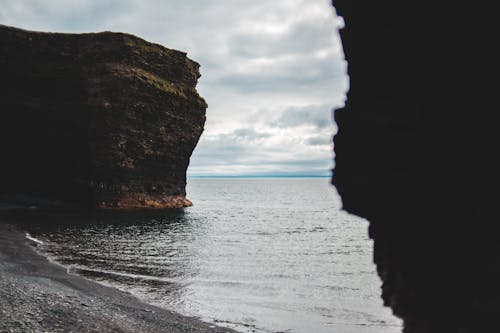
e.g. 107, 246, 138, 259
332, 1, 498, 332
0, 25, 206, 210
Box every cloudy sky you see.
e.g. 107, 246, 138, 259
0, 0, 348, 177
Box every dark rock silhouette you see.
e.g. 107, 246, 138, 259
0, 25, 206, 210
332, 1, 498, 332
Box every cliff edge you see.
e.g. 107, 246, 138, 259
0, 25, 207, 210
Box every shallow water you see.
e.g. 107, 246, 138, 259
26, 178, 401, 333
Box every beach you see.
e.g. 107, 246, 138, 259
0, 222, 236, 333
0, 179, 401, 333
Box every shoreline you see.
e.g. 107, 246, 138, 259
0, 222, 237, 333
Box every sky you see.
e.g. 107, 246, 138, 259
0, 0, 348, 177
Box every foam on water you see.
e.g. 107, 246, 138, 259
25, 232, 44, 245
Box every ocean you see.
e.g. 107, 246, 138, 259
25, 178, 402, 333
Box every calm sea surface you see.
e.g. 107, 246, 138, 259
26, 178, 401, 333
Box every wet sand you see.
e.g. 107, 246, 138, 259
0, 222, 237, 333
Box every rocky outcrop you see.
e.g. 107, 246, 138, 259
0, 25, 206, 210
332, 2, 498, 332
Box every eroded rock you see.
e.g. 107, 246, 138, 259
333, 1, 498, 332
0, 25, 206, 210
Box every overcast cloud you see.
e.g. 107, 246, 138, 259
0, 0, 348, 176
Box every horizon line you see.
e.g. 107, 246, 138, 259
187, 175, 331, 179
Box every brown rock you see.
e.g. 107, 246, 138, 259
0, 25, 206, 210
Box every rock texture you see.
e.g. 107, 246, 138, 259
0, 25, 206, 210
332, 2, 498, 332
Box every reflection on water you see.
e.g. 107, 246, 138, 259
22, 178, 402, 333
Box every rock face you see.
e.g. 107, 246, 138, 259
332, 2, 498, 332
0, 25, 206, 210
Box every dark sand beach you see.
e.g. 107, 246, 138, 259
0, 222, 236, 333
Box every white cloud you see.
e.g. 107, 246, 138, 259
0, 0, 348, 176
189, 102, 337, 177
268, 104, 336, 130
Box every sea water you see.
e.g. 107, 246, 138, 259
26, 178, 402, 333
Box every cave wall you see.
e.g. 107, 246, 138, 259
0, 25, 207, 210
332, 2, 498, 332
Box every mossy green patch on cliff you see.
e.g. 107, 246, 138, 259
134, 67, 187, 97
123, 35, 178, 57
